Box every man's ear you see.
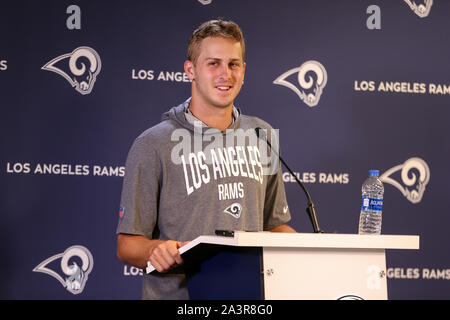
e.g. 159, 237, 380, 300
184, 60, 195, 81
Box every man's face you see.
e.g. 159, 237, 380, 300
185, 37, 246, 110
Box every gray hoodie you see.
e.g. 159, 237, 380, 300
117, 98, 291, 299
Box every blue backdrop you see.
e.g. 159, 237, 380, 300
1, 0, 448, 299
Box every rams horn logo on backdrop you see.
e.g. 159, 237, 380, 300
33, 245, 94, 295
42, 46, 101, 95
404, 0, 433, 18
380, 157, 430, 204
274, 60, 327, 107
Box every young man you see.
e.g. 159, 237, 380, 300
116, 19, 295, 300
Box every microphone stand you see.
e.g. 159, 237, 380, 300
256, 128, 324, 233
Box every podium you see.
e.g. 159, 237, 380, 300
146, 231, 419, 300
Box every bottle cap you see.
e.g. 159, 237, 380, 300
369, 169, 380, 177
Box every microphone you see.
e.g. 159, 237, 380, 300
255, 127, 324, 233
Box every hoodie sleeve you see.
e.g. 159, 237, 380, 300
263, 157, 291, 230
259, 124, 291, 230
116, 136, 161, 239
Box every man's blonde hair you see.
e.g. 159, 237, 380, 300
187, 19, 245, 65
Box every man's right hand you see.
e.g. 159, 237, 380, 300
148, 240, 189, 273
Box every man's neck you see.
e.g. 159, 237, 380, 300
188, 98, 234, 131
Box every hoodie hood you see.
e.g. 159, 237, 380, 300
161, 98, 241, 135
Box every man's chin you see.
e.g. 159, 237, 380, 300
213, 102, 233, 109
207, 98, 234, 109
211, 94, 239, 109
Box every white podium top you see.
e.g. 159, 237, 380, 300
145, 232, 419, 274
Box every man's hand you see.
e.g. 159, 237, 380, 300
148, 240, 189, 273
269, 224, 296, 233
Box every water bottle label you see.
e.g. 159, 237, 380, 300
361, 196, 383, 213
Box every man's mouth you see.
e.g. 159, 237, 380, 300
215, 85, 233, 92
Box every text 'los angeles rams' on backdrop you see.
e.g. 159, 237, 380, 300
0, 0, 448, 299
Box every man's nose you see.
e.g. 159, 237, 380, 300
218, 63, 232, 80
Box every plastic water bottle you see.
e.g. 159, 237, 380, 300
358, 169, 384, 235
